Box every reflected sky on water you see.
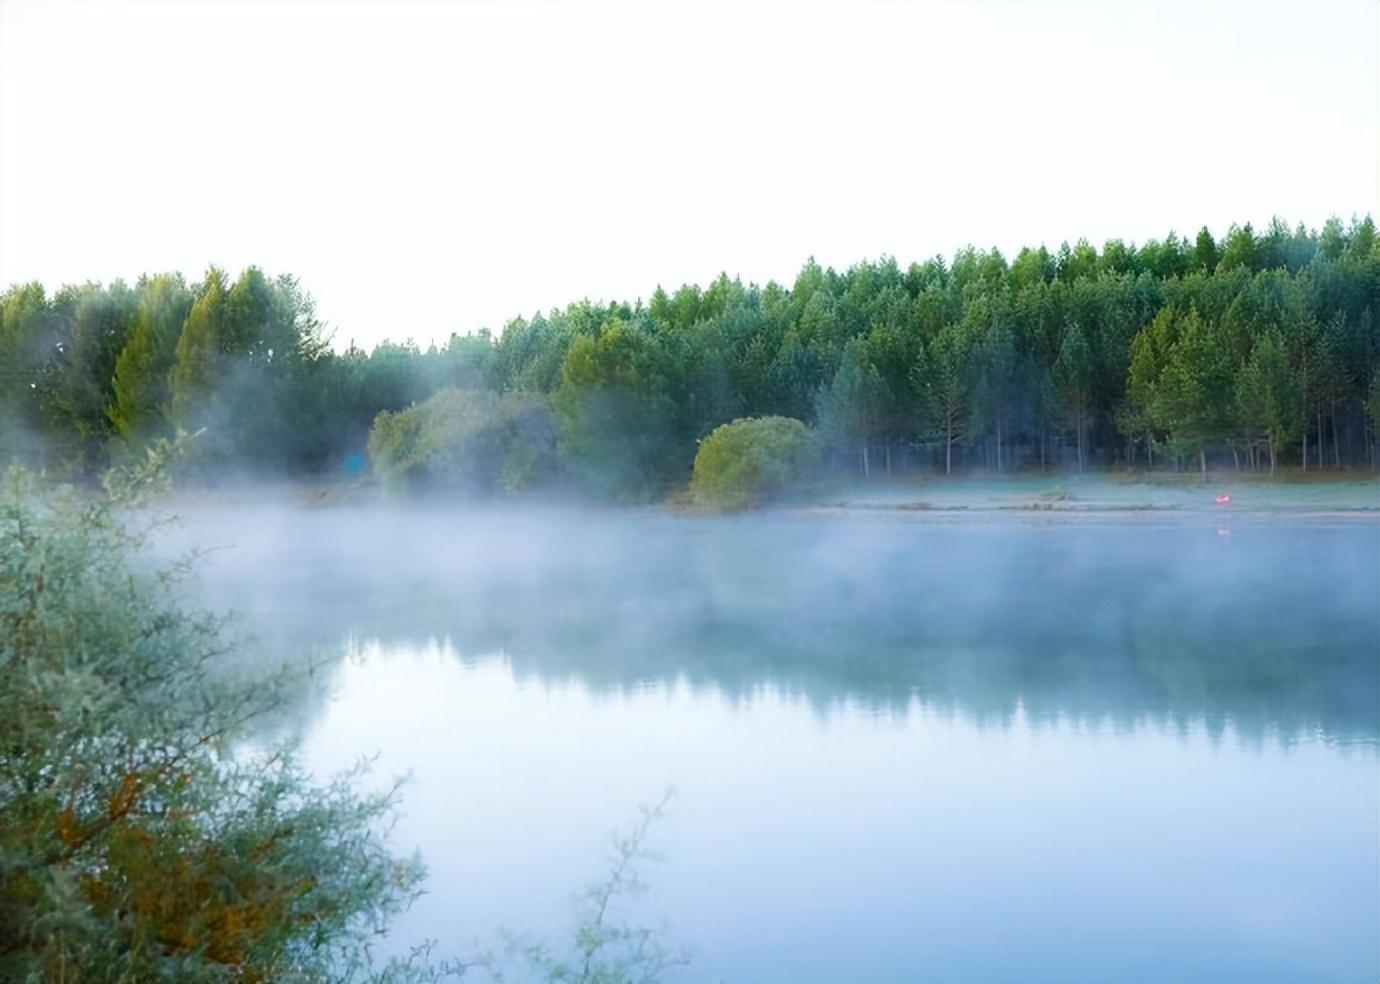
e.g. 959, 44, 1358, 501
167, 505, 1380, 982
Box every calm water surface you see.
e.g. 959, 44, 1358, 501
178, 506, 1380, 983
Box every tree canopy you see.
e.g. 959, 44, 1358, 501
3, 216, 1377, 494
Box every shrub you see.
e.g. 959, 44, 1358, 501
690, 416, 816, 511
367, 389, 558, 494
0, 441, 423, 982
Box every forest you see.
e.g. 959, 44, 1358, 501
2, 216, 1377, 498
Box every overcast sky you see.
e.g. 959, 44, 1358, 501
1, 1, 1375, 350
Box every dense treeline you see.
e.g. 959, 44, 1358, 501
2, 217, 1377, 494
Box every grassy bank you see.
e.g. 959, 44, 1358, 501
797, 471, 1380, 514
129, 468, 1380, 517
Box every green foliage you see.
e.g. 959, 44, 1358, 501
1152, 310, 1235, 473
691, 416, 816, 511
170, 266, 228, 432
814, 339, 887, 476
169, 268, 330, 472
0, 283, 56, 465
911, 325, 974, 474
554, 320, 682, 499
1236, 330, 1303, 473
108, 274, 194, 449
1119, 307, 1172, 460
1369, 371, 1380, 436
4, 215, 1379, 486
1054, 322, 1094, 471
1193, 226, 1221, 274
368, 388, 558, 493
0, 441, 423, 981
40, 281, 139, 470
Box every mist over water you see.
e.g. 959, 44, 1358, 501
159, 502, 1379, 982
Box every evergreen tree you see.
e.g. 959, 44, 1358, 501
170, 267, 229, 432
815, 338, 887, 477
1054, 322, 1094, 472
1235, 329, 1302, 474
912, 325, 973, 475
109, 274, 194, 446
1153, 310, 1234, 478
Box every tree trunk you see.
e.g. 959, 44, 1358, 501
1232, 446, 1239, 471
1302, 428, 1307, 473
1076, 405, 1085, 473
862, 444, 870, 479
1316, 406, 1323, 469
1199, 448, 1207, 481
1332, 400, 1340, 469
885, 441, 892, 476
1268, 435, 1276, 476
945, 424, 953, 476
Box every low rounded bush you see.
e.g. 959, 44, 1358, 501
368, 389, 558, 493
691, 416, 816, 511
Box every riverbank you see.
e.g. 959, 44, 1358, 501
142, 469, 1380, 518
790, 472, 1380, 517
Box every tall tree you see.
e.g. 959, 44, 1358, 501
912, 325, 973, 475
815, 337, 887, 477
46, 281, 138, 468
1193, 226, 1220, 274
0, 283, 57, 465
554, 318, 680, 498
1120, 307, 1176, 466
1054, 322, 1094, 472
1153, 310, 1234, 478
109, 274, 194, 446
1235, 329, 1302, 473
970, 319, 1018, 471
170, 267, 229, 432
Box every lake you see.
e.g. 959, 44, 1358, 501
170, 503, 1380, 983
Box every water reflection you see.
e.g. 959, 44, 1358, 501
173, 506, 1380, 744
161, 505, 1379, 982
304, 637, 1378, 984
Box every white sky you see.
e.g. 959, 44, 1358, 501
1, 1, 1376, 351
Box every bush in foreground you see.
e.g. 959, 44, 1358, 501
0, 441, 423, 982
691, 416, 817, 511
